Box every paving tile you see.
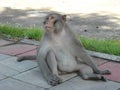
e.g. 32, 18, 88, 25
0, 39, 13, 46
0, 57, 38, 72
0, 54, 12, 61
59, 73, 77, 82
0, 63, 19, 76
99, 62, 120, 82
13, 67, 51, 88
0, 73, 7, 80
50, 77, 120, 90
13, 67, 77, 88
17, 49, 37, 56
0, 78, 44, 90
0, 44, 36, 55
92, 57, 108, 66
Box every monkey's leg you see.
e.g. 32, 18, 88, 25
80, 73, 107, 81
76, 48, 111, 75
17, 55, 36, 62
77, 64, 107, 81
46, 50, 62, 86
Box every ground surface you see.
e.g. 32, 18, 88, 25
0, 1, 120, 90
0, 39, 120, 90
0, 0, 120, 39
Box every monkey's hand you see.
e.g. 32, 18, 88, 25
47, 75, 62, 86
95, 70, 111, 75
17, 57, 25, 62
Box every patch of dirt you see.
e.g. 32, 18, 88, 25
0, 7, 120, 40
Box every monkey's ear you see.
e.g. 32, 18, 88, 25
62, 15, 67, 21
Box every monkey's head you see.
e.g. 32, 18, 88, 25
43, 13, 66, 33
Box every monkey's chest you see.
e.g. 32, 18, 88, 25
54, 47, 77, 72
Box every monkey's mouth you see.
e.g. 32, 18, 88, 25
46, 27, 51, 29
45, 26, 52, 31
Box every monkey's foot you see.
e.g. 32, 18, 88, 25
48, 75, 62, 86
101, 76, 108, 81
17, 57, 24, 62
95, 70, 111, 75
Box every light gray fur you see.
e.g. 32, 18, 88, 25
17, 13, 111, 86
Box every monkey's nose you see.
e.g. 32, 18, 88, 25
45, 24, 52, 28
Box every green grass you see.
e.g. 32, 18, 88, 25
24, 27, 44, 40
80, 37, 120, 56
0, 24, 44, 40
0, 24, 120, 56
0, 24, 25, 37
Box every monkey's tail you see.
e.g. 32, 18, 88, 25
17, 55, 36, 62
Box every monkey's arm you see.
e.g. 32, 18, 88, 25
65, 27, 100, 73
75, 39, 111, 74
37, 50, 52, 80
37, 49, 62, 86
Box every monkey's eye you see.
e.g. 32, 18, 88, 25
51, 16, 54, 19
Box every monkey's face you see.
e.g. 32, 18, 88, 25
43, 13, 66, 34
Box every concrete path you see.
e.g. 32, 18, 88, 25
0, 39, 120, 90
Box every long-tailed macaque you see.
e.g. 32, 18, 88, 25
17, 13, 111, 86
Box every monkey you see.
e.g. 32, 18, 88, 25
17, 55, 36, 61
17, 13, 111, 86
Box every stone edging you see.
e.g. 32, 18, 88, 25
20, 39, 120, 63
20, 39, 40, 46
87, 51, 120, 62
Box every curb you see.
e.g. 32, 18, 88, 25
20, 39, 39, 46
20, 39, 120, 62
4, 39, 120, 63
87, 51, 120, 62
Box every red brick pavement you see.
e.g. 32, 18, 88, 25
99, 62, 120, 82
0, 39, 120, 83
0, 39, 13, 46
0, 44, 36, 55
